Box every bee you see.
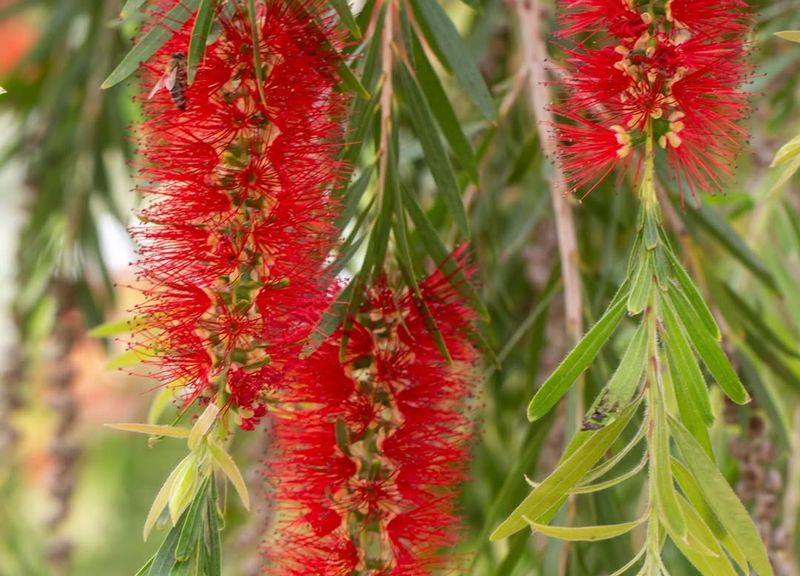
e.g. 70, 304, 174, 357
149, 52, 187, 110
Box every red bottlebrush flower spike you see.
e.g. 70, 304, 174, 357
265, 252, 481, 575
553, 0, 752, 202
129, 0, 345, 430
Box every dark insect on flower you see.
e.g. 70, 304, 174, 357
148, 52, 187, 111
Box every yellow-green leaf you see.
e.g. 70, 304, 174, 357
670, 496, 737, 576
775, 30, 800, 43
653, 404, 686, 539
168, 454, 199, 525
492, 399, 640, 540
188, 403, 219, 451
523, 515, 646, 541
106, 423, 190, 438
771, 134, 800, 167
208, 441, 250, 511
143, 456, 187, 541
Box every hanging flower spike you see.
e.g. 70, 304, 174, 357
130, 0, 346, 431
554, 0, 752, 203
265, 251, 481, 575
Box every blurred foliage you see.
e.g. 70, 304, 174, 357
0, 0, 799, 574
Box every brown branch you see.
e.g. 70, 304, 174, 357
515, 0, 583, 344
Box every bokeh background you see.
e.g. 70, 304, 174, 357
1, 0, 799, 575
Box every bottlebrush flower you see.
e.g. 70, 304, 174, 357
129, 0, 345, 430
553, 0, 752, 202
264, 255, 480, 574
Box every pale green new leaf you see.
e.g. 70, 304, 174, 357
670, 417, 774, 576
523, 515, 646, 541
627, 254, 653, 315
106, 348, 153, 369
168, 454, 198, 524
106, 423, 190, 438
89, 316, 143, 337
527, 292, 628, 421
143, 454, 191, 541
188, 403, 219, 451
208, 441, 250, 510
492, 399, 640, 540
775, 30, 800, 43
771, 134, 800, 167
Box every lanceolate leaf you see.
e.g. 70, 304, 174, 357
208, 441, 250, 511
671, 496, 737, 576
491, 399, 640, 540
103, 0, 201, 89
398, 62, 470, 236
411, 31, 479, 182
663, 245, 720, 339
402, 184, 488, 319
652, 404, 686, 539
527, 291, 628, 422
660, 300, 714, 453
581, 320, 648, 431
669, 417, 774, 576
523, 515, 646, 541
327, 0, 362, 39
667, 290, 750, 405
175, 479, 210, 561
408, 0, 496, 120
187, 0, 217, 84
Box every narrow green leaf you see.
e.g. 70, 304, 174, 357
148, 522, 182, 576
580, 420, 646, 485
106, 347, 153, 369
206, 484, 222, 576
89, 316, 145, 338
103, 0, 200, 89
411, 31, 479, 182
523, 515, 646, 541
121, 0, 148, 19
327, 0, 361, 39
660, 299, 714, 446
672, 459, 749, 574
176, 479, 209, 561
527, 294, 628, 422
208, 441, 250, 510
668, 290, 750, 404
644, 210, 659, 250
491, 400, 640, 540
571, 452, 647, 494
775, 30, 800, 43
653, 404, 686, 539
402, 184, 488, 319
627, 254, 653, 315
135, 557, 155, 576
670, 496, 737, 576
187, 0, 217, 84
245, 0, 268, 108
106, 423, 190, 438
398, 62, 469, 236
337, 59, 370, 100
682, 204, 777, 292
722, 284, 800, 359
409, 0, 496, 120
670, 417, 774, 576
581, 320, 648, 431
664, 246, 720, 339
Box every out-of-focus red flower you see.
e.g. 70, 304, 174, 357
265, 252, 480, 574
0, 16, 37, 76
130, 0, 345, 429
553, 0, 752, 202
